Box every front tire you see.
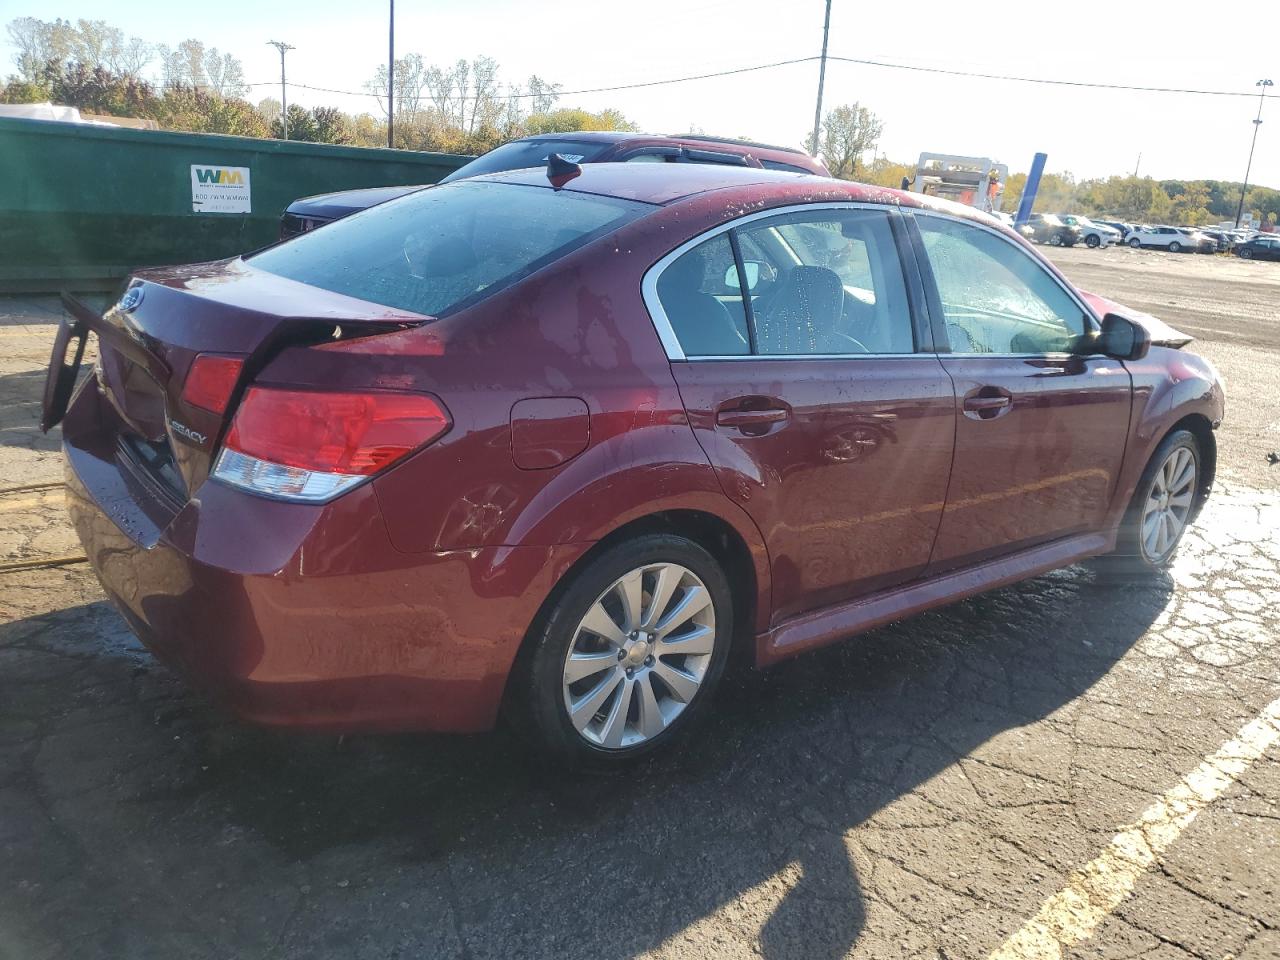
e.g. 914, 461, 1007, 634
1048, 234, 1063, 246
508, 534, 734, 765
1086, 234, 1101, 248
1128, 237, 1142, 248
1096, 430, 1201, 578
1239, 247, 1254, 259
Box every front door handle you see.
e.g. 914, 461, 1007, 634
962, 387, 1014, 420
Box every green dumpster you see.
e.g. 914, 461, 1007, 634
0, 116, 470, 291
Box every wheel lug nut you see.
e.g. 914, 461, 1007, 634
625, 667, 634, 677
645, 655, 654, 666
617, 649, 626, 660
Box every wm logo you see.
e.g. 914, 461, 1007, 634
195, 168, 244, 185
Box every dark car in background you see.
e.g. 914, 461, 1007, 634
1195, 228, 1231, 253
1234, 235, 1280, 260
1019, 213, 1083, 247
48, 163, 1223, 765
278, 131, 831, 239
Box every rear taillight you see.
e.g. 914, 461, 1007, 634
181, 354, 245, 414
211, 387, 450, 502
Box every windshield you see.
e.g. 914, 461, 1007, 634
250, 181, 648, 317
439, 138, 611, 183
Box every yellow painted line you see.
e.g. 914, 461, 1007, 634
988, 695, 1280, 960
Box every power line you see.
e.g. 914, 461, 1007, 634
826, 55, 1264, 98
244, 54, 1268, 104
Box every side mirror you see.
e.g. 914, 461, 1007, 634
1097, 312, 1151, 361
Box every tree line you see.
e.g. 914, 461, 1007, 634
1, 16, 633, 151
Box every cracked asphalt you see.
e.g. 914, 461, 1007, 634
2, 246, 1278, 960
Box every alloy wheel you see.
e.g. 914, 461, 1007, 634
561, 563, 716, 750
1140, 446, 1197, 562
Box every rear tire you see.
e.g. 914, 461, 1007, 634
507, 534, 734, 766
1094, 430, 1201, 579
1169, 241, 1182, 253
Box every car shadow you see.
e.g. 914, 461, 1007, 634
1, 564, 1172, 959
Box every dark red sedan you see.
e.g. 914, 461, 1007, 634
47, 162, 1224, 764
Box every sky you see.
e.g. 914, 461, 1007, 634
5, 0, 1279, 188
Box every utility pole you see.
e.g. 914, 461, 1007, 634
266, 41, 294, 139
387, 0, 395, 148
810, 0, 832, 158
1235, 79, 1274, 229
1133, 152, 1141, 178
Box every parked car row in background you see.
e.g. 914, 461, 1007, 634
1014, 213, 1276, 258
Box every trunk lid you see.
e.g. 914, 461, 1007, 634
70, 258, 430, 498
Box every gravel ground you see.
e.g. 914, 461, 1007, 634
1, 247, 1278, 960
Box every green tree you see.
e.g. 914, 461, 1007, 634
805, 103, 883, 180
860, 156, 915, 190
158, 84, 266, 137
524, 107, 634, 135
1169, 181, 1212, 225
271, 103, 318, 141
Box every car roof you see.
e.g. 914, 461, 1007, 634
470, 162, 993, 224
519, 129, 811, 157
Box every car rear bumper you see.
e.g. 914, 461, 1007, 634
62, 381, 584, 733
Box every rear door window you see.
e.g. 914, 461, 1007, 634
737, 210, 915, 355
250, 181, 647, 318
653, 207, 916, 357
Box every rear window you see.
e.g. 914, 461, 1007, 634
249, 181, 648, 317
439, 139, 609, 182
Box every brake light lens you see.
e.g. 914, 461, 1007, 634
181, 354, 245, 414
212, 387, 450, 502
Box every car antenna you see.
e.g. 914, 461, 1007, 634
546, 153, 582, 190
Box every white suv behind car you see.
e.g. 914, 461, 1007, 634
1125, 225, 1199, 252
1059, 215, 1121, 248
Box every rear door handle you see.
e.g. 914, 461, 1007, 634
962, 387, 1014, 420
963, 396, 1011, 413
716, 408, 789, 428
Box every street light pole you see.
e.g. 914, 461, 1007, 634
810, 0, 832, 158
1235, 78, 1274, 229
387, 0, 395, 148
266, 41, 294, 139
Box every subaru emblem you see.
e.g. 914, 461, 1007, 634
119, 286, 144, 312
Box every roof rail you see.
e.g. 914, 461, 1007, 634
677, 134, 808, 156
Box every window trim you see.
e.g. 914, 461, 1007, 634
641, 201, 927, 361
906, 208, 1101, 359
